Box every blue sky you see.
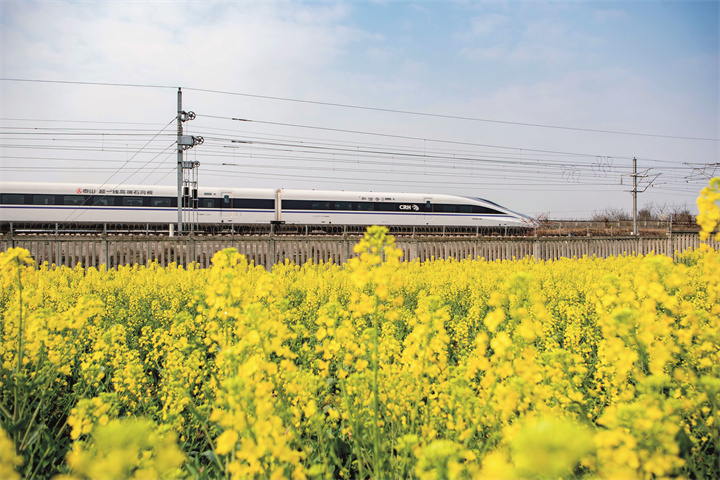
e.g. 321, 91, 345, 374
1, 0, 718, 218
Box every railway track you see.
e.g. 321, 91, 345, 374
1, 222, 534, 237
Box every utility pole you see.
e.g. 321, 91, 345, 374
633, 156, 638, 236
175, 88, 203, 235
177, 88, 183, 234
622, 157, 661, 236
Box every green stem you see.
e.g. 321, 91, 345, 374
17, 267, 24, 373
315, 406, 325, 474
187, 399, 224, 473
410, 337, 429, 437
29, 416, 69, 480
475, 380, 500, 456
19, 395, 45, 452
340, 379, 364, 480
13, 266, 24, 452
372, 302, 381, 479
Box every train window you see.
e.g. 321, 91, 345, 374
312, 201, 330, 210
150, 198, 172, 207
93, 196, 115, 206
334, 202, 352, 210
122, 197, 143, 207
356, 202, 374, 211
376, 203, 394, 212
281, 200, 306, 210
223, 195, 230, 204
63, 195, 86, 205
472, 206, 503, 215
1, 194, 24, 204
235, 198, 274, 209
439, 205, 455, 213
199, 198, 217, 208
33, 195, 56, 205
459, 205, 472, 213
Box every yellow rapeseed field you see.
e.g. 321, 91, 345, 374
1, 178, 719, 479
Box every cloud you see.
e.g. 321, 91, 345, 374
459, 46, 507, 61
458, 13, 511, 40
507, 43, 578, 64
594, 9, 627, 23
365, 45, 404, 62
1, 1, 364, 94
459, 42, 577, 65
458, 16, 603, 66
522, 19, 566, 41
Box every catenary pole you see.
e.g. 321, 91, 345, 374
633, 157, 638, 236
177, 88, 183, 234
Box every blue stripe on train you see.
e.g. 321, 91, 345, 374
1, 206, 509, 218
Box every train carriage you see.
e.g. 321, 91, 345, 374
277, 189, 527, 227
0, 182, 533, 232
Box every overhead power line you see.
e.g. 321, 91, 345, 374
1, 77, 716, 142
213, 115, 603, 159
1, 117, 705, 192
0, 117, 170, 127
94, 117, 177, 190
0, 78, 176, 90
1, 127, 704, 191
200, 115, 693, 165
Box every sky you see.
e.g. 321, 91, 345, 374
1, 0, 718, 219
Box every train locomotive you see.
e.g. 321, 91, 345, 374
0, 182, 534, 232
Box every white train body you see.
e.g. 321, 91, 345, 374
0, 182, 532, 228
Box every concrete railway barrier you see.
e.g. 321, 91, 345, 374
0, 233, 716, 270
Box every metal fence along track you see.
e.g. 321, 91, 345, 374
1, 233, 716, 270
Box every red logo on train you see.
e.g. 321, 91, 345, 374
76, 188, 82, 194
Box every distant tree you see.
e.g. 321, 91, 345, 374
644, 202, 695, 224
591, 206, 631, 222
637, 206, 654, 220
670, 204, 694, 224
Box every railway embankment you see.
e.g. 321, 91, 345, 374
1, 231, 715, 270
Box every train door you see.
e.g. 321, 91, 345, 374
424, 197, 433, 221
221, 192, 232, 220
275, 189, 282, 223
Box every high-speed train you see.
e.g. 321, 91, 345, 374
0, 182, 534, 229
